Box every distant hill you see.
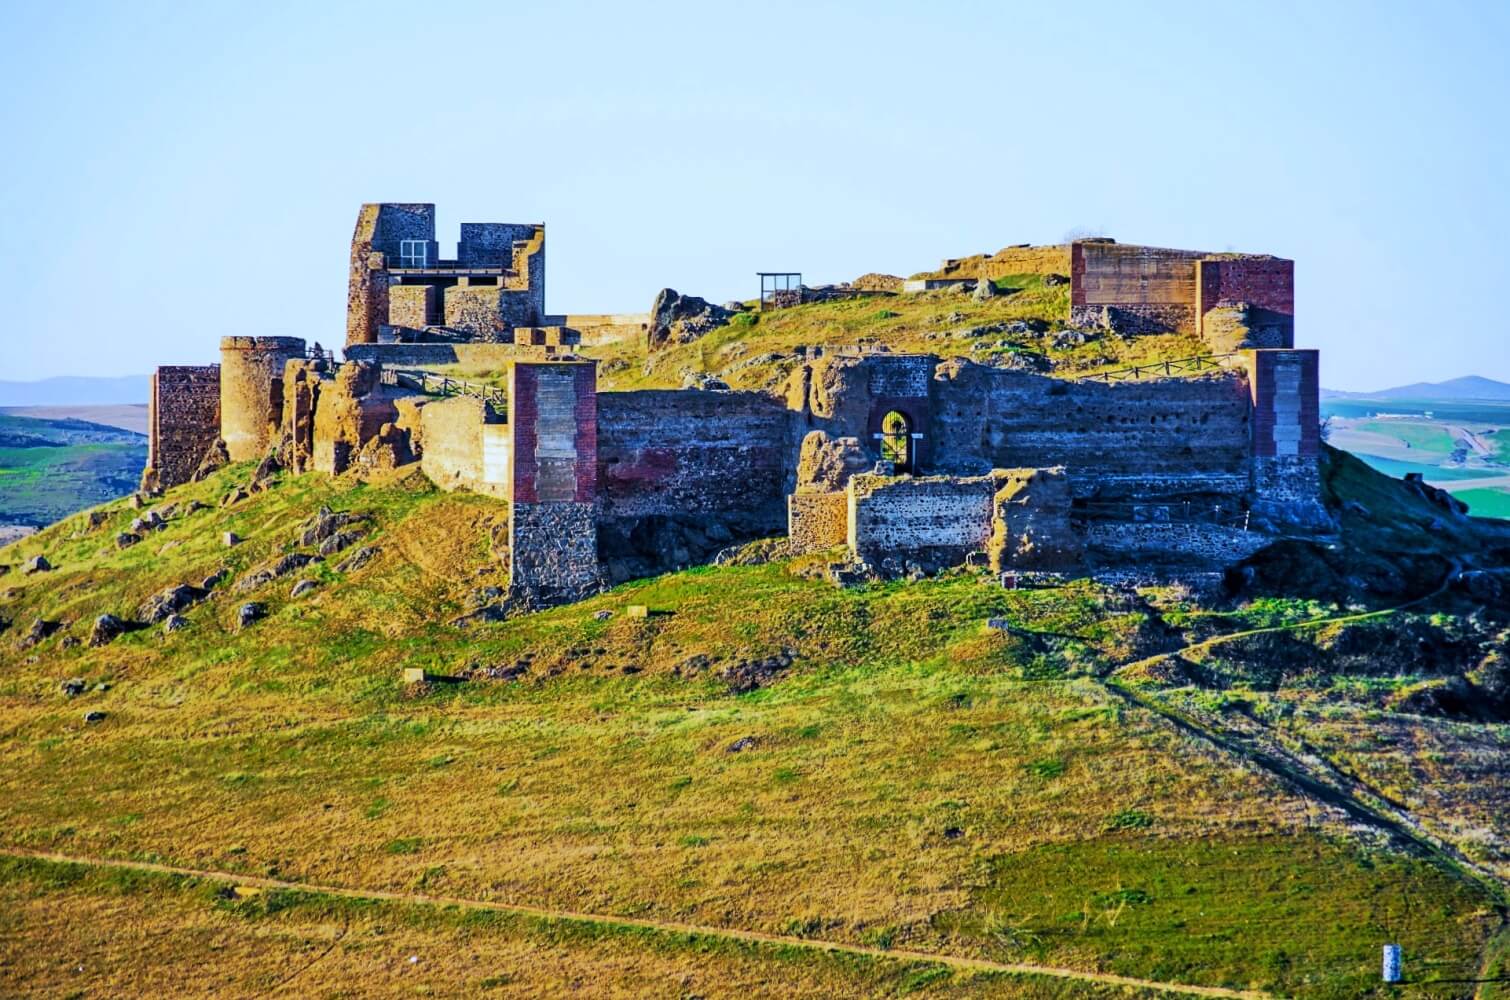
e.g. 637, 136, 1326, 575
1323, 375, 1510, 401
0, 374, 149, 406
0, 412, 146, 527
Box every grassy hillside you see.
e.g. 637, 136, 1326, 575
428, 278, 1212, 395
2, 459, 1508, 997
0, 412, 145, 529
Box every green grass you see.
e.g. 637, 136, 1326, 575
0, 461, 1506, 996
1353, 420, 1458, 455
1454, 487, 1510, 519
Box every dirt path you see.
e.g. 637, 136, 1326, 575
0, 846, 1273, 1000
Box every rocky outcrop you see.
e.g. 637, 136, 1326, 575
192, 438, 230, 481
851, 273, 903, 293
647, 289, 734, 350
138, 584, 209, 624
235, 553, 321, 593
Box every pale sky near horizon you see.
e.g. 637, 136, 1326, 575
1, 0, 1507, 389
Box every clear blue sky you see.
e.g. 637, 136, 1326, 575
2, 0, 1507, 389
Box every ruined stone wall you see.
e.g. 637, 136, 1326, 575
143, 366, 220, 489
1069, 241, 1204, 334
558, 314, 650, 348
507, 362, 600, 603
459, 223, 535, 268
501, 225, 545, 327
419, 395, 509, 498
389, 284, 438, 330
1196, 257, 1294, 349
920, 245, 1071, 282
347, 204, 436, 347
989, 467, 1082, 572
596, 390, 791, 524
930, 360, 1253, 498
345, 342, 573, 367
1247, 349, 1328, 530
787, 492, 849, 553
848, 474, 996, 567
444, 284, 509, 341
510, 502, 600, 604
310, 363, 401, 475
1084, 522, 1272, 564
220, 336, 306, 462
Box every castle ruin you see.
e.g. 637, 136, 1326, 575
141, 203, 1329, 604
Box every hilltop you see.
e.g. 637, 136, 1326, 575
1, 439, 1509, 996
5, 225, 1510, 997
1324, 375, 1510, 402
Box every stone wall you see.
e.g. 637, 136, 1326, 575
347, 204, 436, 347
389, 284, 438, 330
345, 342, 575, 367
459, 222, 535, 268
920, 244, 1071, 282
596, 388, 791, 581
787, 491, 849, 553
989, 467, 1082, 572
1084, 522, 1272, 564
143, 366, 220, 489
310, 363, 401, 475
848, 473, 996, 567
1069, 241, 1205, 334
1247, 349, 1329, 530
509, 502, 600, 604
507, 362, 599, 604
220, 336, 306, 462
596, 390, 790, 523
419, 395, 509, 498
444, 283, 509, 341
1197, 257, 1294, 347
929, 359, 1253, 497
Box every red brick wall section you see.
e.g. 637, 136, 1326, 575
508, 361, 598, 503
1247, 350, 1319, 459
1198, 258, 1294, 327
510, 365, 538, 502
145, 366, 221, 489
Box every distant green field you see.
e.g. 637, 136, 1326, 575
1456, 488, 1510, 519
0, 415, 144, 527
1351, 419, 1456, 453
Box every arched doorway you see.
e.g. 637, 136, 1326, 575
880, 410, 913, 472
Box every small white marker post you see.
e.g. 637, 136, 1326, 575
1382, 943, 1402, 983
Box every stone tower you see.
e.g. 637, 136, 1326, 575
220, 336, 307, 462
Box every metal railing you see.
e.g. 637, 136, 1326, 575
1076, 352, 1242, 382
380, 367, 507, 410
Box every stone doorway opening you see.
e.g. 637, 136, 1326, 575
879, 410, 913, 472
